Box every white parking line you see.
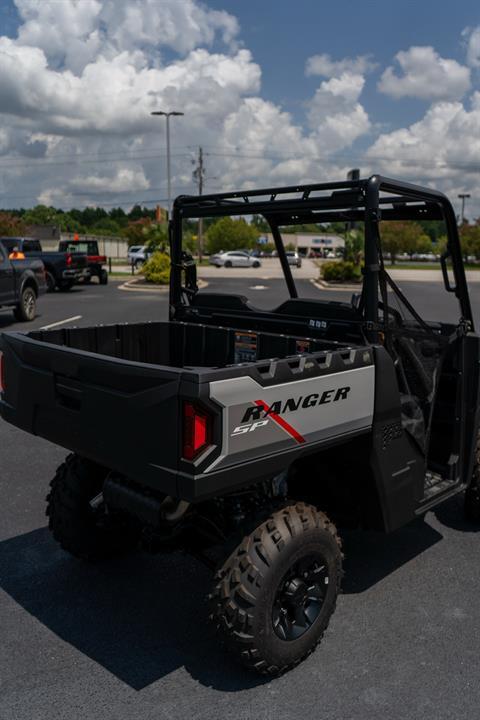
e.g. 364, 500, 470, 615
40, 315, 82, 330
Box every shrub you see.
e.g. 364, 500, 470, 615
142, 252, 170, 284
322, 260, 361, 283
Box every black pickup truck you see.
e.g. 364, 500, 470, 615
0, 237, 88, 292
0, 239, 46, 321
58, 239, 108, 285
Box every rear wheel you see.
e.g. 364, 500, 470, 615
210, 502, 342, 675
13, 285, 36, 321
59, 280, 75, 291
100, 268, 108, 285
46, 454, 138, 561
45, 271, 56, 293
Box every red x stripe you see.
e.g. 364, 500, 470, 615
254, 400, 306, 444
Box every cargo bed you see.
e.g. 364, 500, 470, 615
0, 320, 374, 500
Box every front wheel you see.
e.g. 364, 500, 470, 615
210, 502, 342, 675
13, 285, 36, 321
46, 454, 138, 561
465, 433, 480, 522
59, 280, 75, 291
100, 268, 108, 285
252, 261, 261, 268
224, 260, 232, 268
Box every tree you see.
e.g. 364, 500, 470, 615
460, 224, 480, 260
23, 205, 59, 226
108, 207, 128, 227
0, 212, 26, 236
206, 217, 259, 254
79, 207, 108, 227
123, 217, 152, 246
415, 234, 433, 255
344, 229, 363, 265
379, 221, 424, 264
251, 214, 270, 232
89, 218, 122, 236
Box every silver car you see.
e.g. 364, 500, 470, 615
209, 251, 261, 268
286, 251, 302, 268
128, 245, 152, 268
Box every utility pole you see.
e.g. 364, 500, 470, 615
193, 146, 205, 260
458, 193, 471, 225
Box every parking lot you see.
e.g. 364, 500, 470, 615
2, 276, 480, 720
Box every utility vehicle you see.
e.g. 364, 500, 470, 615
1, 175, 479, 675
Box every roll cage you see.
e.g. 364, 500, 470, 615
169, 174, 473, 333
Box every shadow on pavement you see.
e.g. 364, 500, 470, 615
0, 527, 262, 692
0, 506, 456, 691
341, 516, 443, 594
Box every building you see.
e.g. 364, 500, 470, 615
261, 232, 344, 256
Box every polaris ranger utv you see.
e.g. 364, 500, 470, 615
1, 175, 479, 675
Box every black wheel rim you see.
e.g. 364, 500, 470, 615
272, 554, 329, 641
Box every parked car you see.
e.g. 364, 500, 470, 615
0, 237, 88, 292
209, 251, 261, 268
59, 239, 108, 285
128, 245, 152, 269
0, 239, 46, 321
127, 245, 143, 261
286, 251, 302, 268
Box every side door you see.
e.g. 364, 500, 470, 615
0, 242, 15, 305
237, 252, 250, 267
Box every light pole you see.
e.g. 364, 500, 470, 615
458, 193, 471, 225
151, 110, 184, 218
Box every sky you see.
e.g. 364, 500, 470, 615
0, 0, 479, 217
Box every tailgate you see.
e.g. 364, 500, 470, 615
0, 332, 181, 495
69, 253, 87, 270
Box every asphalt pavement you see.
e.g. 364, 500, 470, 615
1, 276, 480, 720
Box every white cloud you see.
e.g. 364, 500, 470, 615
366, 98, 480, 184
0, 0, 373, 208
307, 73, 370, 150
68, 167, 150, 193
378, 46, 471, 101
463, 26, 480, 68
305, 53, 376, 78
14, 0, 239, 73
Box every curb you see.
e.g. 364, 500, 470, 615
310, 278, 362, 292
118, 278, 209, 293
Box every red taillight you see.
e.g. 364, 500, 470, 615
0, 351, 5, 394
66, 253, 72, 266
183, 402, 211, 460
